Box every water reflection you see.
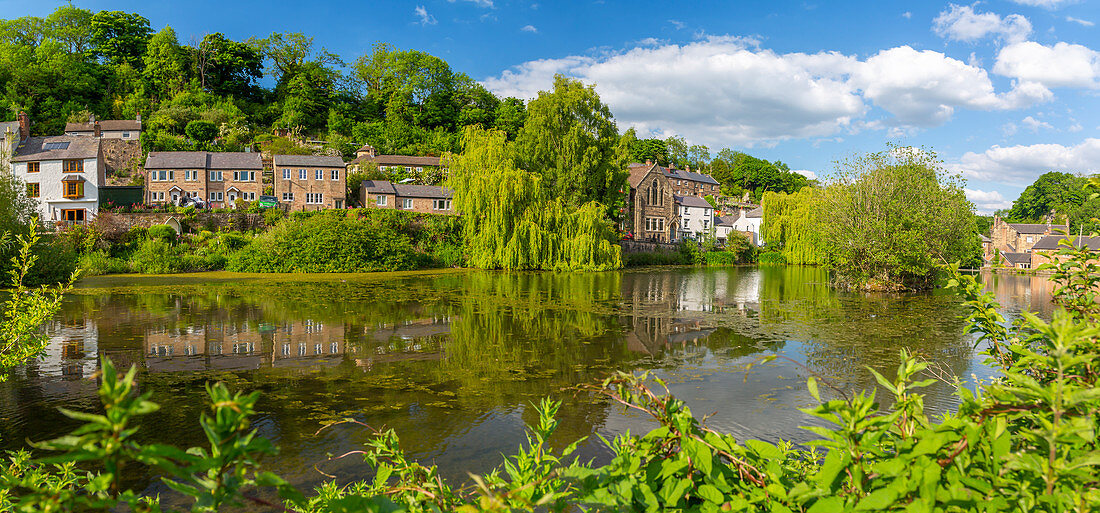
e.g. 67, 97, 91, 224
0, 268, 1056, 495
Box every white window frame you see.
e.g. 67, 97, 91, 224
282, 192, 294, 201
298, 169, 307, 180
209, 171, 223, 182
401, 198, 413, 209
331, 169, 339, 181
315, 169, 323, 180
376, 195, 387, 206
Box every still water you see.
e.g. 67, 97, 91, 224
0, 266, 1055, 495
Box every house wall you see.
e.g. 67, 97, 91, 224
731, 215, 763, 246
632, 170, 677, 242
146, 169, 207, 205
273, 164, 346, 211
679, 204, 713, 238
65, 130, 140, 141
362, 191, 397, 210
671, 178, 720, 198
14, 156, 101, 221
391, 196, 455, 215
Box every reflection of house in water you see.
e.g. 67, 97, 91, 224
272, 320, 346, 368
42, 318, 99, 378
142, 320, 346, 372
355, 317, 452, 370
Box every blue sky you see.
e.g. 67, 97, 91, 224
6, 0, 1100, 213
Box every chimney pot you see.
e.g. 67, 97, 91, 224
135, 113, 141, 122
645, 159, 652, 166
17, 111, 29, 141
93, 121, 101, 138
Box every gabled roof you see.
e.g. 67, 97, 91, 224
675, 195, 712, 209
65, 120, 142, 132
979, 234, 991, 242
12, 136, 99, 162
273, 154, 345, 167
627, 162, 720, 187
746, 206, 764, 218
1032, 235, 1100, 251
393, 184, 453, 199
1008, 223, 1056, 234
1001, 252, 1032, 265
362, 180, 396, 195
716, 215, 738, 227
666, 168, 720, 185
145, 151, 262, 170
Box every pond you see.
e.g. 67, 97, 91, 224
0, 266, 1056, 497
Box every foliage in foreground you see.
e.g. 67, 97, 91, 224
3, 240, 1100, 511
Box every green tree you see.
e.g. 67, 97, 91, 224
89, 10, 151, 68
1005, 171, 1088, 222
821, 146, 977, 290
0, 226, 71, 381
44, 4, 93, 54
512, 75, 625, 214
628, 135, 669, 166
142, 26, 188, 101
194, 33, 262, 97
493, 97, 527, 140
185, 119, 217, 144
447, 126, 622, 271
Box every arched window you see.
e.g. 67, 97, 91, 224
650, 179, 660, 206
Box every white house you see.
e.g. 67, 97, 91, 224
676, 195, 714, 240
733, 206, 764, 246
65, 114, 142, 141
12, 135, 104, 225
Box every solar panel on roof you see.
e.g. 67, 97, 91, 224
43, 142, 70, 150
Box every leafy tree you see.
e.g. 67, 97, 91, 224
44, 4, 93, 54
0, 226, 70, 382
1005, 171, 1088, 222
493, 97, 526, 140
89, 10, 151, 68
194, 33, 262, 97
447, 126, 622, 271
710, 149, 807, 202
184, 119, 217, 144
142, 26, 188, 100
761, 187, 824, 265
820, 146, 977, 290
627, 134, 669, 166
512, 74, 625, 214
665, 135, 689, 169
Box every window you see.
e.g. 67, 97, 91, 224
648, 179, 662, 206
63, 160, 83, 173
185, 170, 198, 181
401, 198, 413, 209
244, 192, 255, 200
209, 192, 223, 201
315, 169, 323, 180
26, 162, 39, 173
208, 171, 223, 181
281, 192, 294, 201
233, 171, 255, 182
61, 209, 85, 223
404, 166, 412, 172
282, 169, 291, 179
416, 166, 423, 172
376, 195, 387, 206
331, 169, 339, 181
26, 183, 39, 197
122, 132, 130, 138
306, 193, 323, 204
645, 217, 665, 232
1026, 236, 1034, 243
433, 199, 451, 210
63, 180, 83, 198
298, 169, 307, 180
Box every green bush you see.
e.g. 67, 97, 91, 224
23, 237, 78, 286
624, 250, 690, 267
129, 239, 186, 274
758, 251, 787, 265
146, 224, 177, 243
227, 215, 419, 273
77, 250, 128, 276
263, 207, 285, 226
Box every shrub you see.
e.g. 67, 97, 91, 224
624, 250, 690, 267
23, 237, 78, 286
146, 224, 177, 243
263, 207, 285, 226
227, 215, 419, 273
758, 251, 787, 265
129, 239, 185, 274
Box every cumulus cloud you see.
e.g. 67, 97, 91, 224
1009, 0, 1075, 8
933, 4, 1032, 43
792, 169, 818, 180
966, 188, 1014, 212
414, 5, 437, 25
483, 38, 1050, 147
994, 41, 1100, 88
1020, 115, 1053, 131
520, 24, 538, 33
948, 138, 1100, 184
1066, 16, 1094, 26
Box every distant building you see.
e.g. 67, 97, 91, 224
144, 151, 262, 208
273, 154, 347, 210
65, 114, 142, 141
676, 195, 715, 240
987, 215, 1070, 269
12, 134, 104, 225
348, 144, 445, 181
1030, 235, 1100, 267
724, 205, 764, 246
0, 112, 30, 174
360, 180, 456, 215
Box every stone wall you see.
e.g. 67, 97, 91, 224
96, 211, 265, 234
621, 240, 680, 254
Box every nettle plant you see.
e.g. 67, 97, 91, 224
2, 240, 1099, 512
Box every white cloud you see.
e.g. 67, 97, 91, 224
1021, 115, 1053, 131
994, 41, 1100, 88
669, 19, 686, 30
1009, 0, 1075, 8
520, 24, 538, 33
966, 188, 1013, 212
1002, 122, 1019, 136
414, 5, 437, 25
949, 138, 1100, 184
483, 38, 1049, 147
903, 11, 912, 19
1069, 122, 1083, 132
933, 4, 1032, 43
1066, 16, 1094, 26
792, 169, 818, 180
448, 0, 494, 7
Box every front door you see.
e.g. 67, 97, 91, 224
227, 191, 238, 205
171, 191, 180, 204
61, 209, 86, 225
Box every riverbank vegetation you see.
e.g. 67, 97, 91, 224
3, 221, 1098, 511
762, 146, 980, 290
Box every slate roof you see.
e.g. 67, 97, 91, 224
1001, 252, 1032, 265
362, 180, 396, 195
65, 120, 142, 132
676, 195, 713, 208
716, 215, 738, 227
12, 136, 99, 162
352, 154, 442, 167
1008, 223, 1056, 234
393, 184, 453, 199
145, 151, 262, 170
627, 162, 720, 187
746, 206, 764, 218
1031, 235, 1100, 251
273, 154, 346, 167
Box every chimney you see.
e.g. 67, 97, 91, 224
645, 159, 652, 166
17, 111, 29, 141
135, 112, 141, 122
686, 165, 691, 173
93, 121, 101, 138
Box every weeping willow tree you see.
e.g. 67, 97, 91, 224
445, 126, 623, 271
760, 187, 824, 265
